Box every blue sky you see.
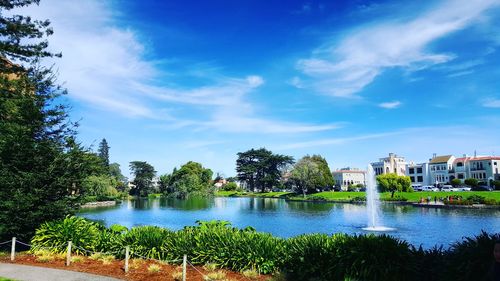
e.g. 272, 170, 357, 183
18, 0, 500, 178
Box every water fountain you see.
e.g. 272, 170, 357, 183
362, 165, 394, 231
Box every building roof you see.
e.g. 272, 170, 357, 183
429, 155, 453, 164
454, 156, 500, 163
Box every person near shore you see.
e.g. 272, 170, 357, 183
427, 195, 431, 204
434, 196, 437, 204
486, 240, 500, 281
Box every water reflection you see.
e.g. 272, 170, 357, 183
159, 196, 213, 211
286, 201, 335, 213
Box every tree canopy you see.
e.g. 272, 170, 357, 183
98, 138, 110, 167
0, 0, 98, 240
289, 157, 323, 196
162, 161, 213, 198
129, 161, 156, 197
376, 173, 412, 197
236, 148, 294, 192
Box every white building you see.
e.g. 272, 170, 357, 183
428, 154, 455, 185
451, 155, 500, 186
332, 168, 367, 191
406, 162, 430, 187
371, 153, 407, 176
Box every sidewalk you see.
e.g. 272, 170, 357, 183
0, 263, 123, 281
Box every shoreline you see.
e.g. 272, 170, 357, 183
80, 200, 118, 208
216, 193, 500, 209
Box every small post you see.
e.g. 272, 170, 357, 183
124, 246, 130, 273
182, 254, 187, 281
10, 237, 16, 261
66, 241, 72, 266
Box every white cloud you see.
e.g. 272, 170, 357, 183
17, 0, 334, 135
378, 101, 402, 109
288, 76, 305, 88
481, 98, 500, 108
297, 0, 500, 97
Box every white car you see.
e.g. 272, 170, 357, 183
457, 186, 471, 191
420, 185, 439, 192
441, 185, 456, 191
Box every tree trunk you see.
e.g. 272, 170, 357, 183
391, 190, 395, 198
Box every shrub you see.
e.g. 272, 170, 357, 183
205, 271, 226, 280
123, 226, 173, 260
241, 269, 259, 279
172, 271, 183, 281
31, 216, 100, 254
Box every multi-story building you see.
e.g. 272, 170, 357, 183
465, 156, 500, 184
332, 168, 367, 191
406, 162, 430, 187
371, 153, 407, 176
428, 154, 455, 185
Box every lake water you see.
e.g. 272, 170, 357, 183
79, 197, 500, 248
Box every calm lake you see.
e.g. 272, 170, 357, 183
79, 197, 500, 248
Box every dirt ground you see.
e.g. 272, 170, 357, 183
0, 254, 270, 281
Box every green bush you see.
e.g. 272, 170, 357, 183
30, 216, 500, 280
31, 216, 100, 254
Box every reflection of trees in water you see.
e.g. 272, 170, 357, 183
286, 201, 335, 213
159, 196, 213, 211
246, 198, 284, 212
129, 198, 155, 210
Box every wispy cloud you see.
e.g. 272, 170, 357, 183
481, 98, 500, 108
19, 0, 335, 135
297, 0, 499, 97
378, 101, 402, 109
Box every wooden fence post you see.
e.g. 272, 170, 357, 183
124, 246, 130, 273
66, 241, 72, 266
182, 254, 187, 281
10, 237, 16, 261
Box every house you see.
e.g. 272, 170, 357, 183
371, 153, 408, 176
428, 154, 455, 185
406, 162, 430, 187
332, 168, 367, 191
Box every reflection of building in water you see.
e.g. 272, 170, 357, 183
332, 168, 366, 191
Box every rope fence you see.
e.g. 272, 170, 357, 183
2, 237, 261, 280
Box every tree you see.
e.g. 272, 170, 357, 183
450, 178, 461, 187
298, 155, 334, 191
0, 0, 95, 240
491, 180, 500, 190
289, 157, 323, 197
81, 175, 118, 197
98, 138, 110, 167
376, 173, 412, 198
464, 178, 479, 187
222, 182, 238, 191
166, 161, 214, 198
236, 148, 294, 192
129, 161, 156, 197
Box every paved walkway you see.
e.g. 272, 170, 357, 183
0, 263, 123, 281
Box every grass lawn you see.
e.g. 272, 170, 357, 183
0, 278, 17, 281
216, 190, 500, 203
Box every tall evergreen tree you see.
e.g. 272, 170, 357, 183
98, 138, 110, 167
0, 0, 92, 240
129, 161, 156, 197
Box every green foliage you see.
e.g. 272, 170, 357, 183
290, 157, 323, 196
0, 0, 106, 239
81, 175, 119, 197
491, 180, 500, 190
376, 173, 412, 197
97, 138, 110, 167
30, 216, 500, 281
129, 161, 156, 197
464, 178, 479, 187
222, 182, 239, 191
444, 231, 500, 281
164, 161, 214, 198
236, 148, 294, 192
31, 216, 100, 254
450, 178, 461, 187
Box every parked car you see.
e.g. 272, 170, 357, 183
420, 185, 439, 192
441, 185, 456, 192
456, 186, 471, 191
472, 185, 493, 191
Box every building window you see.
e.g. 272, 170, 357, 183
410, 176, 415, 182
417, 167, 422, 173
457, 162, 463, 167
458, 174, 464, 179
409, 168, 415, 174
417, 176, 423, 182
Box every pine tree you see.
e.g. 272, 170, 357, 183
98, 138, 110, 167
0, 0, 94, 240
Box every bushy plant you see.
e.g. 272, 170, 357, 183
31, 216, 100, 254
443, 231, 500, 281
147, 263, 161, 273
123, 226, 173, 260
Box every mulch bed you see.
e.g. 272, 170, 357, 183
0, 254, 270, 281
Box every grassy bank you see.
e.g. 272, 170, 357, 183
216, 190, 500, 204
